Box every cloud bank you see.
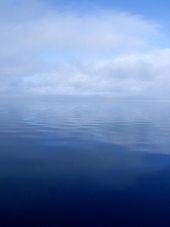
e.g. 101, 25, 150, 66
0, 0, 169, 98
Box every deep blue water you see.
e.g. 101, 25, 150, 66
1, 97, 170, 226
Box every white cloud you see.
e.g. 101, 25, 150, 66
0, 0, 169, 98
14, 48, 170, 98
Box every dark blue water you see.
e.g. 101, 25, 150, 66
1, 97, 170, 226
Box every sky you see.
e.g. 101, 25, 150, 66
1, 0, 170, 98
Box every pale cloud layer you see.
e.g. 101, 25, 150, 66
0, 0, 170, 97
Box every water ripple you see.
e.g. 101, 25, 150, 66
0, 99, 170, 154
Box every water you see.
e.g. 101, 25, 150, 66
0, 97, 170, 226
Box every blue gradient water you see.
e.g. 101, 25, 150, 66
0, 97, 170, 226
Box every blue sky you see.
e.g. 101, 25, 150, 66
48, 0, 170, 23
0, 0, 170, 97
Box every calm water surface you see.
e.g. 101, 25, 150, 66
0, 97, 170, 226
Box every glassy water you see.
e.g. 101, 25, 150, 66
0, 97, 170, 226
